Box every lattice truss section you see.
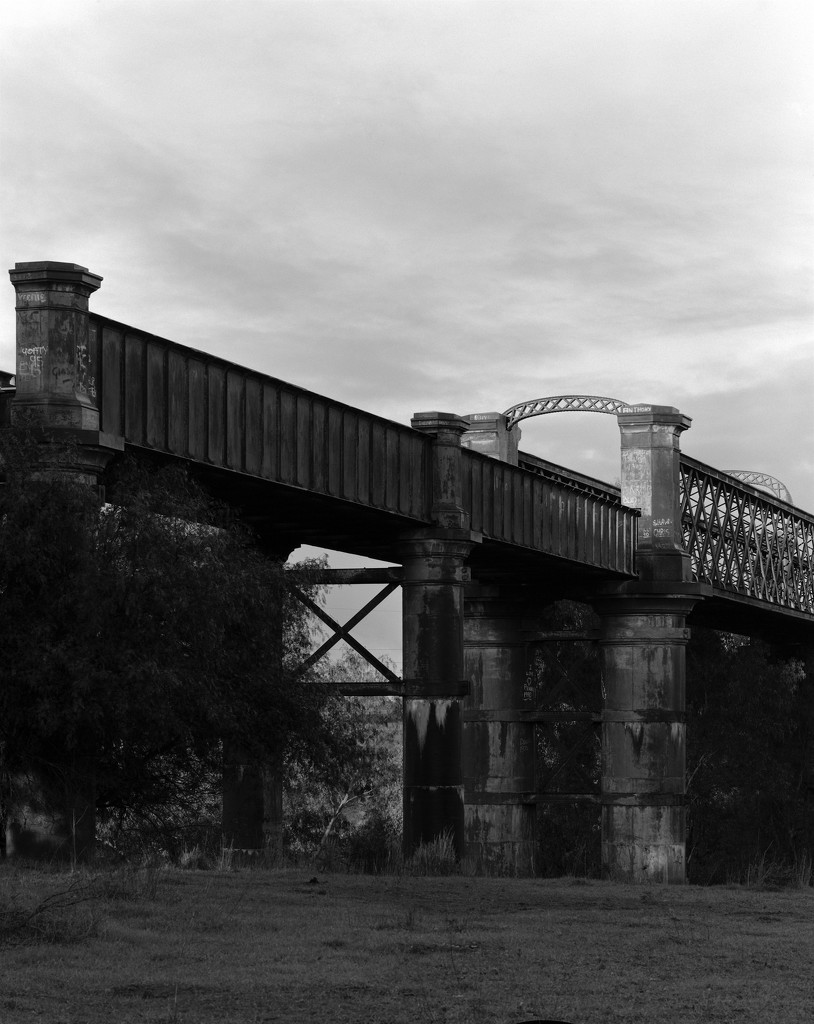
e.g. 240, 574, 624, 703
680, 457, 814, 614
504, 395, 628, 429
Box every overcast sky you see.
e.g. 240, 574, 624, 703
2, 2, 812, 536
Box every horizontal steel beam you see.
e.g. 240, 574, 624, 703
305, 567, 404, 584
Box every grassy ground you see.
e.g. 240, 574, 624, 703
1, 865, 812, 1024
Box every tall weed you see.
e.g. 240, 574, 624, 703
734, 851, 814, 889
406, 831, 458, 876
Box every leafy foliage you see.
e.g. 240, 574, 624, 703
528, 601, 602, 877
527, 604, 814, 883
0, 430, 326, 854
283, 649, 401, 863
686, 628, 814, 883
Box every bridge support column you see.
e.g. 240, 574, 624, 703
221, 544, 293, 861
594, 403, 700, 882
594, 596, 695, 883
402, 412, 477, 861
463, 585, 536, 874
401, 533, 473, 860
221, 752, 284, 859
5, 263, 122, 862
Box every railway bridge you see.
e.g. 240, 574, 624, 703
5, 261, 813, 881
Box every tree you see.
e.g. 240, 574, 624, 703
686, 628, 813, 883
283, 649, 402, 866
0, 429, 326, 858
528, 600, 602, 877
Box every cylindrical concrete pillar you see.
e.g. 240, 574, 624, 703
221, 754, 284, 859
401, 533, 473, 859
595, 596, 695, 883
403, 411, 477, 860
221, 750, 265, 851
463, 584, 536, 874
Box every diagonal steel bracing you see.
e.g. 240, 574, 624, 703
680, 456, 814, 615
290, 569, 403, 692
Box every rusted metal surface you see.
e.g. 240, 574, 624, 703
291, 581, 401, 684
461, 448, 637, 574
91, 313, 430, 523
518, 450, 621, 500
680, 455, 814, 615
86, 312, 640, 576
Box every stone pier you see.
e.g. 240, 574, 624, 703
594, 404, 702, 882
6, 262, 123, 860
402, 413, 478, 859
463, 584, 536, 874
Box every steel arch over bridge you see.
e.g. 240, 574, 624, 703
504, 394, 629, 428
723, 469, 794, 505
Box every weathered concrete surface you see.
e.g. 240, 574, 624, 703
401, 413, 476, 860
588, 405, 701, 882
595, 596, 693, 882
616, 404, 692, 583
464, 584, 536, 874
403, 696, 465, 849
461, 411, 520, 465
10, 261, 103, 432
400, 533, 473, 858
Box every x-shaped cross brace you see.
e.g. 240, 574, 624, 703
290, 582, 401, 685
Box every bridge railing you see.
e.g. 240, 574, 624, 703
88, 312, 639, 573
518, 450, 621, 501
90, 313, 430, 522
680, 454, 814, 614
462, 447, 636, 573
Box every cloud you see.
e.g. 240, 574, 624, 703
1, 1, 810, 515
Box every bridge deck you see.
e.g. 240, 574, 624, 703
90, 313, 637, 584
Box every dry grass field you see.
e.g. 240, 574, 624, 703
1, 864, 813, 1024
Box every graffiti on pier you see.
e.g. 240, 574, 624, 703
18, 344, 46, 386
74, 337, 96, 399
